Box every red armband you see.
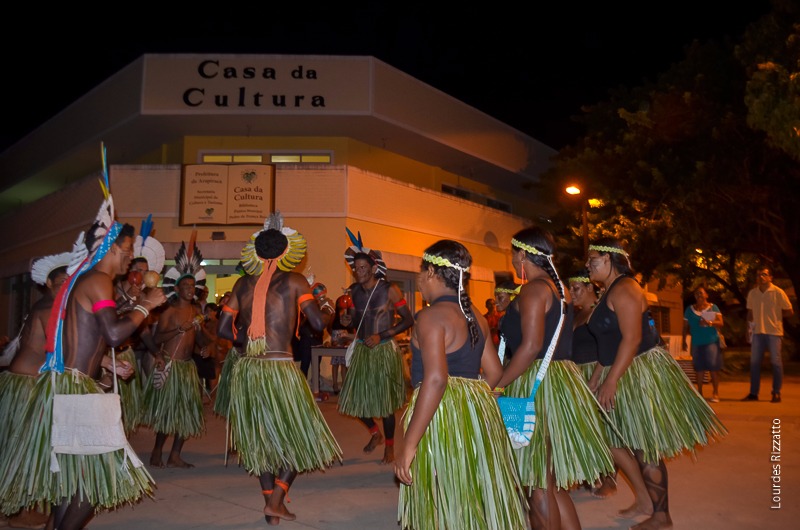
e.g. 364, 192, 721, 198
297, 293, 314, 305
394, 299, 407, 308
92, 299, 117, 313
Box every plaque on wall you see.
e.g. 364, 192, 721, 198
181, 164, 273, 225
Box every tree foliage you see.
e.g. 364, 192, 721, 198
542, 1, 800, 319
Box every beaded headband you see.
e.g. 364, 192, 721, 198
568, 276, 591, 284
588, 244, 629, 257
422, 250, 473, 321
422, 253, 470, 272
495, 285, 521, 295
511, 238, 552, 258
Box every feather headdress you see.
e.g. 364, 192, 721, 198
43, 142, 123, 374
343, 227, 387, 279
133, 214, 166, 273
240, 211, 307, 275
3, 251, 71, 366
162, 231, 206, 299
30, 252, 71, 286
244, 211, 307, 355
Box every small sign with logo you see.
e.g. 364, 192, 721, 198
181, 164, 273, 225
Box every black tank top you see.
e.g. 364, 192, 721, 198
498, 301, 521, 360
498, 280, 573, 362
410, 295, 484, 387
571, 324, 598, 365
587, 275, 661, 366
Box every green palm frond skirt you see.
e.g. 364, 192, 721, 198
115, 347, 143, 435
0, 371, 154, 515
504, 359, 616, 491
229, 356, 342, 476
213, 347, 241, 418
398, 377, 528, 530
597, 346, 727, 464
576, 361, 597, 382
337, 341, 405, 418
0, 372, 36, 450
141, 358, 205, 438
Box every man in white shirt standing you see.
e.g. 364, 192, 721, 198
742, 266, 794, 403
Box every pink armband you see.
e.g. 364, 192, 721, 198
92, 299, 117, 313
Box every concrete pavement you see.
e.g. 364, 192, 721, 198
62, 376, 800, 529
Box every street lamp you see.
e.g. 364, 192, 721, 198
565, 185, 588, 260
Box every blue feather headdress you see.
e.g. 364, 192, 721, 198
343, 227, 387, 279
42, 142, 122, 374
133, 214, 166, 273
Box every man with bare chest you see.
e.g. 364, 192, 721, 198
217, 213, 341, 525
0, 218, 167, 530
337, 241, 414, 464
0, 253, 68, 528
143, 245, 208, 468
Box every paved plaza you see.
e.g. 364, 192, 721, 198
32, 375, 800, 529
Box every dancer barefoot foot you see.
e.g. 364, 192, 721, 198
263, 504, 296, 522
592, 476, 617, 498
166, 456, 195, 468
381, 445, 394, 464
363, 432, 384, 453
631, 512, 673, 530
262, 492, 279, 526
149, 450, 164, 468
618, 500, 653, 518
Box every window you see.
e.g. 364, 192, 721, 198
200, 153, 332, 164
441, 184, 512, 213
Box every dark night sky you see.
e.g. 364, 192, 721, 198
2, 3, 774, 153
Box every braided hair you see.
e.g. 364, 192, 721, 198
511, 227, 567, 313
422, 240, 480, 347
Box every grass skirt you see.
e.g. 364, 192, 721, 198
0, 371, 154, 514
115, 347, 143, 436
597, 346, 727, 463
142, 359, 205, 438
230, 356, 342, 476
213, 348, 240, 418
0, 372, 36, 450
337, 341, 405, 418
576, 361, 597, 382
504, 359, 615, 491
398, 377, 528, 530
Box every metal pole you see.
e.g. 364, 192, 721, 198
582, 200, 588, 261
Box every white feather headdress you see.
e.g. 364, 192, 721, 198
31, 252, 71, 286
133, 214, 165, 273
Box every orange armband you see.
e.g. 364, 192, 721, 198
297, 293, 314, 306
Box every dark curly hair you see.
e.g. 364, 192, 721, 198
422, 239, 479, 347
254, 230, 288, 260
85, 222, 134, 253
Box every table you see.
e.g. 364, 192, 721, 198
310, 346, 346, 393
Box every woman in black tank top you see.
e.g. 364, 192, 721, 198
586, 238, 727, 529
395, 240, 526, 530
495, 228, 614, 530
